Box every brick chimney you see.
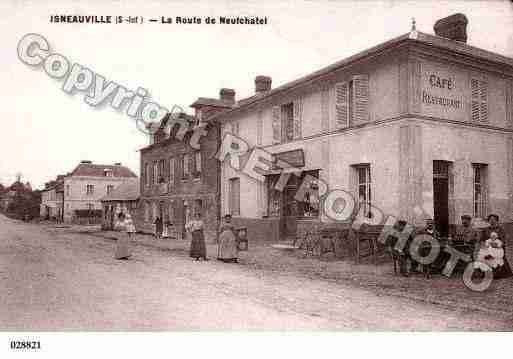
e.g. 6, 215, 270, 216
434, 13, 468, 43
219, 88, 236, 105
255, 75, 272, 94
114, 162, 122, 166
81, 160, 92, 164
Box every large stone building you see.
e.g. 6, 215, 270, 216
212, 14, 513, 242
62, 161, 138, 223
138, 93, 230, 240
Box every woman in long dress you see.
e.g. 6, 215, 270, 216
154, 216, 163, 240
217, 214, 238, 263
115, 212, 133, 260
188, 212, 208, 261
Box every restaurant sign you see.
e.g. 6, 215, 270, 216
422, 71, 463, 110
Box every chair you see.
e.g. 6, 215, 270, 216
355, 227, 382, 264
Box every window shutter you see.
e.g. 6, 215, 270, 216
479, 80, 488, 122
352, 74, 369, 126
293, 98, 303, 139
272, 105, 282, 144
471, 78, 480, 122
335, 82, 349, 129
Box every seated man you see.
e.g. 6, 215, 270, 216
411, 218, 440, 274
385, 220, 414, 276
452, 214, 479, 259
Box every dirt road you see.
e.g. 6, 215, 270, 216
1, 215, 511, 330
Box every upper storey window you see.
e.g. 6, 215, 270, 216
335, 74, 369, 129
272, 100, 302, 144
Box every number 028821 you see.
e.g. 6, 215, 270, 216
10, 340, 41, 350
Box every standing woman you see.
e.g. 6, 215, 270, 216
154, 216, 163, 240
217, 214, 238, 263
114, 212, 132, 260
188, 212, 208, 261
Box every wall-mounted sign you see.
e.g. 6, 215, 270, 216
422, 70, 463, 110
273, 149, 305, 169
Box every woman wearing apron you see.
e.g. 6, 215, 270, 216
188, 212, 208, 261
217, 214, 238, 263
114, 212, 133, 260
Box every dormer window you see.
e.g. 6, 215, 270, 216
104, 169, 113, 177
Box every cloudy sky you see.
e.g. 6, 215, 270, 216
1, 0, 512, 189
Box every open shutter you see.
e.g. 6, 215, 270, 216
479, 80, 488, 122
352, 74, 369, 126
293, 98, 303, 139
335, 82, 349, 129
471, 78, 480, 122
272, 105, 282, 144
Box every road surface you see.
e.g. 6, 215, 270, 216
1, 214, 511, 330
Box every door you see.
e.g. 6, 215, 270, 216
433, 161, 450, 237
280, 176, 299, 239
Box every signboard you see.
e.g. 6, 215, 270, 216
420, 62, 466, 119
273, 149, 305, 169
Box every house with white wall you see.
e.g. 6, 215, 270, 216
212, 14, 513, 242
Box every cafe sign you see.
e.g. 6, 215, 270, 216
422, 69, 463, 110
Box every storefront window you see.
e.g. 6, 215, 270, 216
266, 170, 320, 218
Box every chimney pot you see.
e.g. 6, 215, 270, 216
434, 13, 468, 43
219, 88, 236, 104
115, 162, 122, 166
255, 75, 272, 94
81, 160, 92, 164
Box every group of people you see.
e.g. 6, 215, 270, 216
387, 213, 513, 280
186, 213, 240, 263
113, 211, 241, 264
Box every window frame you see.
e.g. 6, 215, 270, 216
472, 163, 488, 218
354, 164, 372, 219
281, 102, 294, 143
193, 151, 202, 180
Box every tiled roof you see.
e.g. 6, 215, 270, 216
211, 30, 513, 121
70, 163, 137, 178
100, 181, 140, 202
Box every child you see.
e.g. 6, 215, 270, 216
475, 232, 504, 272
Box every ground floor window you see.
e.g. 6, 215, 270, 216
168, 201, 174, 224
194, 198, 203, 217
353, 164, 371, 218
473, 163, 488, 218
144, 202, 150, 222
266, 170, 320, 218
229, 178, 240, 216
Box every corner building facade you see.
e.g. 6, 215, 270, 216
215, 27, 513, 242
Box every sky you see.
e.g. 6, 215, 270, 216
1, 0, 512, 190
